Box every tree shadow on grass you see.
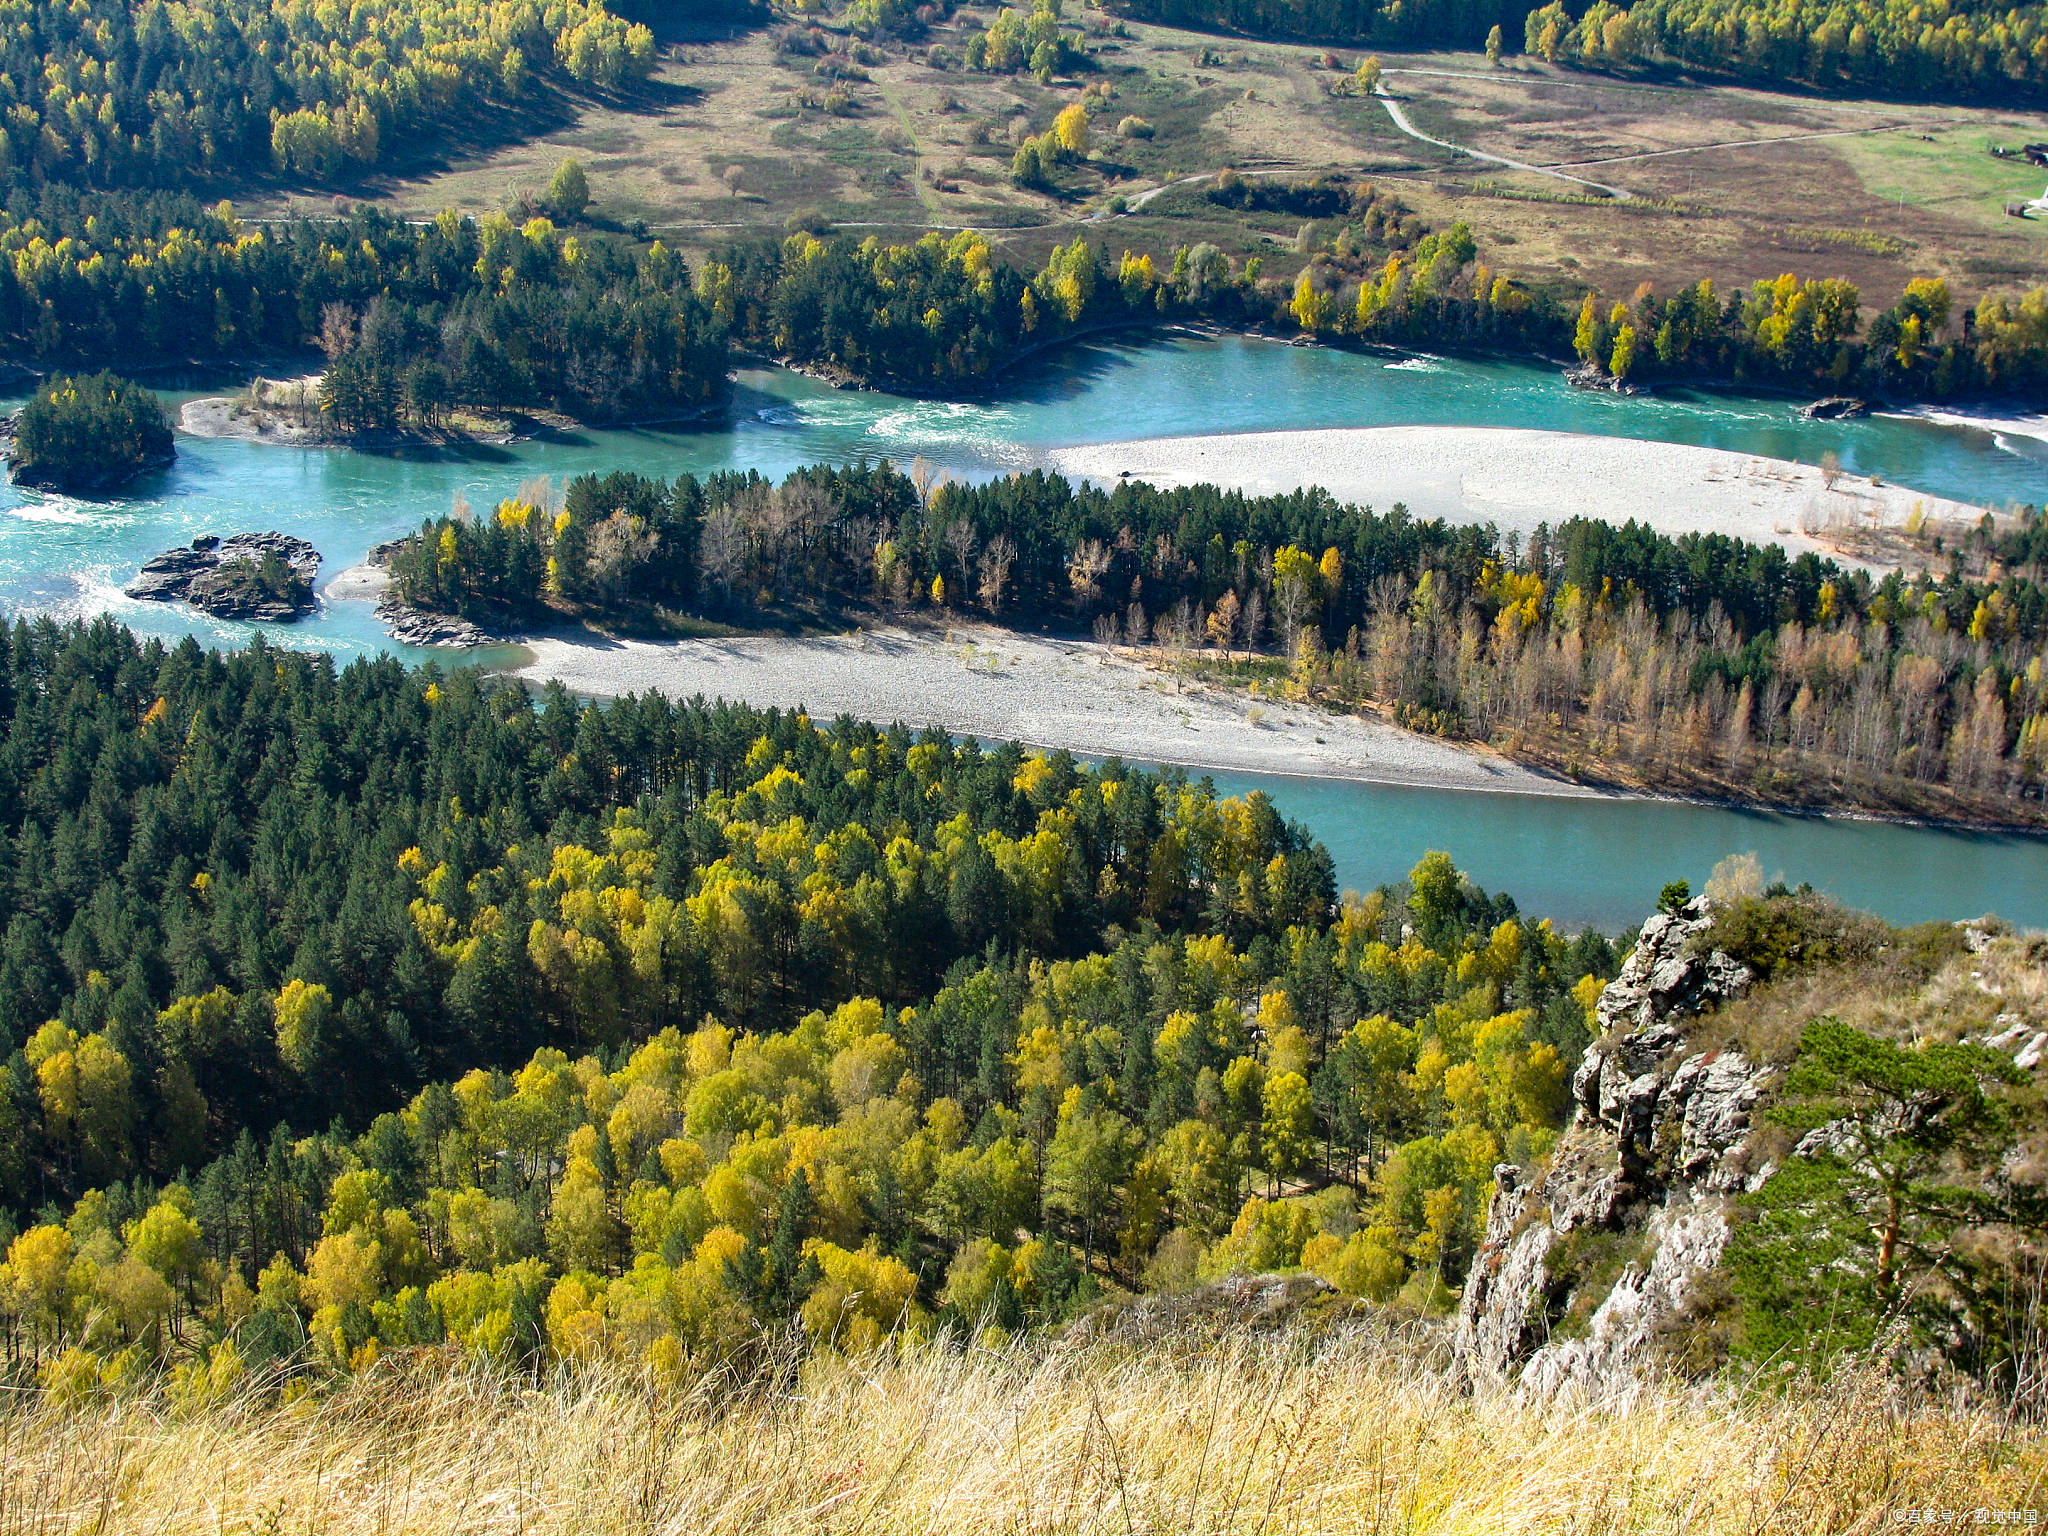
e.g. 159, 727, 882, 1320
311, 76, 711, 198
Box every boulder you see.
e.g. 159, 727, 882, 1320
1802, 396, 1872, 420
1562, 361, 1645, 395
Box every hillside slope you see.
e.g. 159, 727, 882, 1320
1460, 889, 2048, 1401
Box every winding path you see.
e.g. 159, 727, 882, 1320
1546, 122, 1914, 169
1370, 86, 1635, 200
1122, 173, 1214, 212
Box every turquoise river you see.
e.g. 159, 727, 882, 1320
4, 332, 2045, 931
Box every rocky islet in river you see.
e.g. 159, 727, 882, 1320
349, 536, 499, 648
127, 532, 321, 622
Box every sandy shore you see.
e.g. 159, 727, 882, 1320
508, 622, 1601, 798
323, 562, 390, 602
179, 390, 333, 445
1044, 427, 1981, 564
1894, 406, 2048, 449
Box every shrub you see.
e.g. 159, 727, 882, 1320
1703, 892, 1887, 980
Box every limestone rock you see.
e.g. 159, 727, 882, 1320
1516, 1198, 1735, 1403
1591, 896, 1752, 1040
1455, 895, 1773, 1398
1978, 1015, 2048, 1072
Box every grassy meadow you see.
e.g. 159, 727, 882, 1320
6, 1325, 2039, 1535
274, 8, 2048, 305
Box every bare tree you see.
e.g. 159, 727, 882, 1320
1241, 587, 1266, 650
977, 533, 1017, 615
744, 481, 796, 587
1820, 450, 1843, 493
1367, 571, 1411, 621
699, 504, 746, 606
515, 477, 563, 523
1163, 597, 1195, 691
942, 518, 979, 600
317, 303, 356, 362
1151, 532, 1180, 579
1126, 601, 1149, 646
779, 479, 839, 586
586, 512, 659, 601
1273, 560, 1316, 655
1093, 612, 1120, 646
278, 377, 318, 428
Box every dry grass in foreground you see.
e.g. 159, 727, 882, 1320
5, 1326, 2041, 1535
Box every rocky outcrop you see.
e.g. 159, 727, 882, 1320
1802, 396, 1873, 420
1983, 1016, 2048, 1072
1562, 361, 1645, 396
1456, 896, 1773, 1398
354, 535, 499, 647
127, 533, 320, 621
377, 604, 498, 648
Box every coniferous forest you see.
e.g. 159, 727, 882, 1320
0, 616, 1625, 1376
1, 189, 2045, 420
5, 370, 173, 492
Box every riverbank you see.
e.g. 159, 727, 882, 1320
493, 615, 2047, 833
1044, 426, 1980, 566
505, 620, 1600, 798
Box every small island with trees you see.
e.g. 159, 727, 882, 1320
4, 371, 174, 496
